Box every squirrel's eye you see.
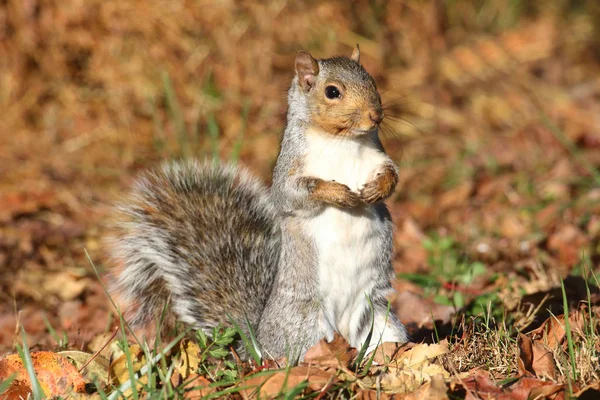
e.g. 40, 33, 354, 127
325, 86, 341, 99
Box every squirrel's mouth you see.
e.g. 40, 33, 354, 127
350, 127, 378, 136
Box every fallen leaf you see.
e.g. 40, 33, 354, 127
527, 383, 565, 400
303, 333, 356, 370
575, 381, 600, 399
370, 341, 405, 366
365, 341, 451, 394
394, 341, 450, 367
456, 370, 503, 400
380, 367, 449, 394
0, 351, 86, 398
43, 271, 89, 301
508, 377, 565, 400
455, 371, 566, 400
517, 333, 556, 380
178, 340, 201, 379
110, 344, 147, 395
241, 366, 335, 399
439, 182, 473, 209
547, 225, 589, 267
404, 373, 449, 400
390, 290, 455, 327
528, 312, 586, 351
58, 350, 110, 387
88, 331, 120, 359
181, 374, 214, 398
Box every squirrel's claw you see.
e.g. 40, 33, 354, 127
360, 165, 398, 204
360, 180, 385, 204
329, 182, 361, 208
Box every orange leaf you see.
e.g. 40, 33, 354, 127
303, 333, 356, 370
0, 351, 86, 398
241, 366, 335, 399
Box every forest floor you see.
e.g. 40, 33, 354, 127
1, 0, 599, 398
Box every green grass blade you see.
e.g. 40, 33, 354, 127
162, 70, 190, 158
0, 374, 16, 395
206, 112, 220, 160
229, 100, 250, 163
284, 380, 309, 399
107, 331, 186, 400
16, 328, 45, 400
227, 314, 262, 365
352, 295, 375, 372
560, 279, 578, 389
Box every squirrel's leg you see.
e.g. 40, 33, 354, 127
362, 299, 409, 355
360, 162, 399, 204
257, 221, 323, 362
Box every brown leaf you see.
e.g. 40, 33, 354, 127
458, 370, 503, 400
517, 333, 557, 380
394, 341, 450, 367
404, 374, 449, 400
389, 290, 455, 327
439, 182, 473, 209
241, 366, 335, 399
181, 374, 214, 398
528, 312, 587, 351
527, 383, 565, 400
457, 372, 566, 400
547, 224, 589, 267
393, 217, 428, 273
0, 351, 86, 398
303, 333, 356, 370
575, 381, 600, 399
509, 377, 564, 400
370, 342, 405, 366
354, 389, 396, 399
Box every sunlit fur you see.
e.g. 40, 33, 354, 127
301, 57, 383, 136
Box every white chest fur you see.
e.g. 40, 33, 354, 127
302, 128, 391, 347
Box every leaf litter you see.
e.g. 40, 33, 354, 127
1, 0, 600, 398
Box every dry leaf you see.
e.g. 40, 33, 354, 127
0, 351, 86, 398
547, 225, 589, 267
303, 333, 356, 370
241, 366, 335, 399
181, 374, 214, 398
369, 341, 451, 394
394, 341, 450, 367
390, 290, 455, 327
58, 350, 110, 387
528, 312, 586, 351
178, 340, 201, 379
110, 344, 147, 395
517, 333, 557, 380
404, 374, 449, 400
370, 341, 405, 366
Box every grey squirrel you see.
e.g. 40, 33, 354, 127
109, 45, 408, 361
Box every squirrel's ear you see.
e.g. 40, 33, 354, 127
350, 44, 360, 63
295, 50, 319, 91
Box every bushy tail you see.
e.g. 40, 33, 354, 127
107, 160, 281, 336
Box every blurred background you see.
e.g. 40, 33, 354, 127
1, 0, 599, 352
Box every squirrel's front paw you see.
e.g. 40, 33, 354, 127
360, 164, 399, 204
326, 182, 361, 208
304, 177, 361, 208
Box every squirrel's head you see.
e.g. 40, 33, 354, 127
294, 45, 383, 137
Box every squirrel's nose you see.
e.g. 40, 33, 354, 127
369, 110, 384, 125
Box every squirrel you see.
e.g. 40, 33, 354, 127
108, 45, 408, 362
